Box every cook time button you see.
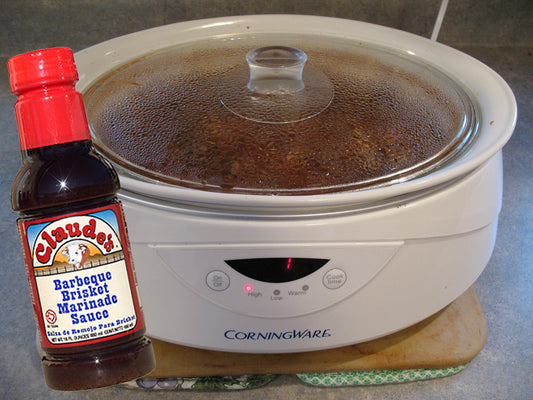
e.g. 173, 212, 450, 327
323, 268, 347, 289
206, 270, 230, 291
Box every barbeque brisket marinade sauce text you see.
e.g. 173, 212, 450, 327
8, 47, 155, 390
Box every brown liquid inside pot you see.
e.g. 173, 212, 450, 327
85, 35, 476, 195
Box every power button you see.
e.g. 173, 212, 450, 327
323, 268, 347, 289
206, 270, 230, 291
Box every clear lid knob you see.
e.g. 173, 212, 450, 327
218, 46, 334, 124
246, 46, 306, 93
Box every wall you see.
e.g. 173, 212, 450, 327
1, 0, 532, 56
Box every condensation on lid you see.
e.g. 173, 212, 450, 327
84, 33, 477, 195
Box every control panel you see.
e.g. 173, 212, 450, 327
153, 242, 402, 318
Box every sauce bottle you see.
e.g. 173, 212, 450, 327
8, 47, 155, 390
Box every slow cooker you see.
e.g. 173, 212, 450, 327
75, 15, 516, 353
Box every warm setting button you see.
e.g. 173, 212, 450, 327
323, 268, 347, 289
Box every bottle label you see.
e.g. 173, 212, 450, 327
18, 203, 145, 348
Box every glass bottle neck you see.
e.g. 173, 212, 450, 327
21, 140, 93, 162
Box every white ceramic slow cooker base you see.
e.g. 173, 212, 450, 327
123, 154, 502, 353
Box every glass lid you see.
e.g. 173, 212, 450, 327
84, 33, 477, 195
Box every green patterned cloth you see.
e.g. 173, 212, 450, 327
122, 365, 468, 390
121, 374, 277, 391
297, 364, 468, 387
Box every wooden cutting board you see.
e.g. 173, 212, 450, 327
145, 285, 487, 377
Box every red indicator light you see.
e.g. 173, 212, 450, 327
244, 284, 253, 293
286, 257, 293, 270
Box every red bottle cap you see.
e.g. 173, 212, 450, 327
8, 47, 90, 150
8, 47, 79, 94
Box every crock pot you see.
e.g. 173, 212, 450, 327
75, 15, 516, 353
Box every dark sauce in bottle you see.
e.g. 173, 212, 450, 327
9, 48, 155, 390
